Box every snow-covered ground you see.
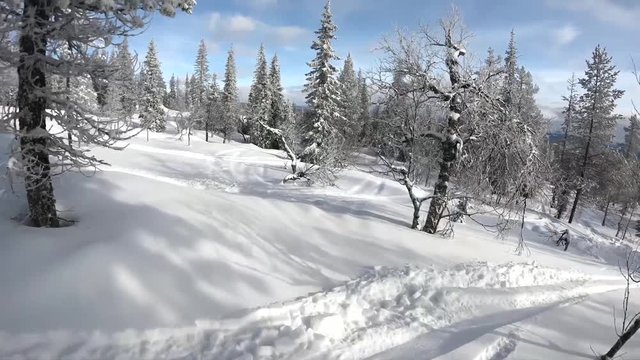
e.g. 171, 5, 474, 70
1, 128, 639, 359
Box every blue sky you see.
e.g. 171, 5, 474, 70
127, 0, 640, 116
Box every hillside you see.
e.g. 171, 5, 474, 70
1, 126, 639, 359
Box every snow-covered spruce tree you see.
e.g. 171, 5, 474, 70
191, 40, 210, 139
301, 0, 347, 175
205, 73, 221, 140
220, 48, 239, 143
184, 73, 191, 110
590, 150, 638, 228
606, 115, 640, 230
267, 54, 286, 149
89, 49, 111, 110
624, 115, 640, 159
553, 74, 579, 219
485, 32, 545, 203
110, 38, 137, 119
48, 41, 100, 149
281, 101, 300, 151
174, 76, 185, 111
134, 64, 145, 108
356, 70, 372, 142
338, 53, 361, 142
167, 74, 178, 110
140, 40, 166, 133
248, 44, 271, 147
567, 45, 624, 224
0, 0, 195, 227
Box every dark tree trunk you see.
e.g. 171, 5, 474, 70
18, 0, 59, 227
424, 167, 431, 187
403, 180, 422, 230
422, 33, 465, 234
423, 131, 457, 233
569, 71, 599, 224
556, 188, 569, 219
66, 68, 73, 149
621, 206, 636, 240
601, 318, 640, 359
568, 186, 582, 224
205, 120, 209, 142
602, 198, 611, 226
617, 205, 628, 238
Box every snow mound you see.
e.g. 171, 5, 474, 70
0, 261, 613, 360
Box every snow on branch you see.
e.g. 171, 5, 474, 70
257, 120, 298, 175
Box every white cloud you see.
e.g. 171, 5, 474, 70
208, 12, 310, 51
553, 24, 580, 46
236, 0, 277, 9
227, 15, 258, 33
547, 0, 640, 29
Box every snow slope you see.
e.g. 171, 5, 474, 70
1, 129, 639, 359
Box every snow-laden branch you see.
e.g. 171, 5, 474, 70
256, 120, 298, 174
379, 154, 434, 229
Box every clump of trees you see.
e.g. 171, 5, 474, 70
0, 1, 196, 227
370, 12, 546, 235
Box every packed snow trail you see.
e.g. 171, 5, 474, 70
0, 262, 628, 360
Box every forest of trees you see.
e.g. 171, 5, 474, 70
0, 1, 638, 239
0, 0, 636, 249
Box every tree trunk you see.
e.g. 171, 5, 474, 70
569, 71, 599, 224
617, 205, 628, 238
568, 186, 581, 224
601, 318, 640, 359
65, 69, 73, 149
18, 0, 59, 228
423, 134, 457, 233
621, 206, 636, 240
422, 33, 465, 234
410, 197, 421, 230
205, 119, 209, 142
602, 198, 611, 226
403, 181, 421, 230
556, 188, 569, 219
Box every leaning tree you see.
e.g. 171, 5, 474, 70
0, 0, 196, 227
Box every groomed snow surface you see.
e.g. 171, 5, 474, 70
1, 125, 639, 359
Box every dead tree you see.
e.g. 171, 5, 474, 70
601, 250, 640, 359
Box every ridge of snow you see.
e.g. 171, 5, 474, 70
0, 261, 622, 360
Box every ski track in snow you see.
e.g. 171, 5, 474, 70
127, 143, 287, 166
473, 332, 519, 360
0, 262, 626, 360
101, 166, 239, 193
